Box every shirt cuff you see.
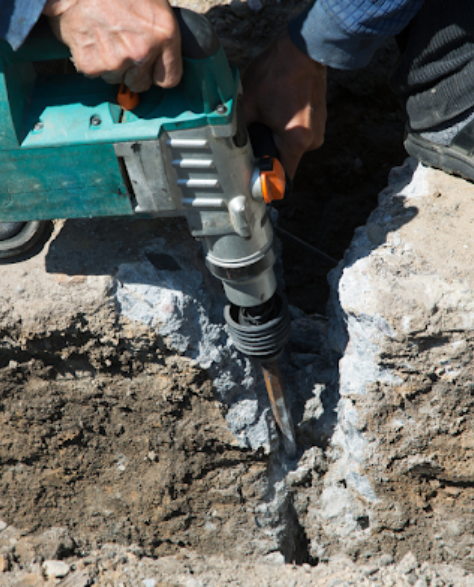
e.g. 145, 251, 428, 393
2, 0, 47, 50
287, 1, 388, 70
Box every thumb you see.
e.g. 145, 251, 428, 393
274, 133, 303, 180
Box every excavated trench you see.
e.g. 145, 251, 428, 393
0, 0, 415, 578
0, 294, 327, 564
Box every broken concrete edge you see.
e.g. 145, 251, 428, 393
317, 157, 474, 567
316, 159, 428, 555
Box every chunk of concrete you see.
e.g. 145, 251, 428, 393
43, 559, 70, 578
302, 159, 474, 568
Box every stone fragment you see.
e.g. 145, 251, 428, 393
36, 527, 75, 560
397, 552, 419, 575
0, 552, 11, 572
14, 538, 38, 568
43, 560, 71, 579
263, 552, 285, 565
286, 447, 325, 487
57, 570, 91, 587
379, 554, 394, 567
0, 521, 6, 532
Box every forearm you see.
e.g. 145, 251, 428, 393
287, 0, 426, 70
0, 0, 47, 49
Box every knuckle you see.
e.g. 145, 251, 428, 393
125, 69, 152, 93
81, 58, 125, 77
75, 62, 101, 77
314, 134, 325, 149
128, 79, 152, 93
291, 128, 314, 151
130, 46, 151, 65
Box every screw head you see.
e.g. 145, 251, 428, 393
90, 116, 102, 127
34, 122, 44, 131
216, 104, 228, 115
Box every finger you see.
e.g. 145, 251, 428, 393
101, 70, 125, 85
123, 64, 153, 93
275, 123, 315, 179
274, 135, 303, 180
152, 39, 182, 89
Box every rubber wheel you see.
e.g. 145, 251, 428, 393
0, 221, 47, 259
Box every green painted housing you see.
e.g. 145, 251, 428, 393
0, 29, 238, 222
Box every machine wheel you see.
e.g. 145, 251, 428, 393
0, 221, 47, 260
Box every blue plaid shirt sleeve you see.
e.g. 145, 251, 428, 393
288, 0, 425, 69
0, 0, 47, 50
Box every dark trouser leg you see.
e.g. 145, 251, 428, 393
391, 0, 474, 131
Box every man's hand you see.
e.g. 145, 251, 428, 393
243, 31, 327, 179
43, 0, 182, 93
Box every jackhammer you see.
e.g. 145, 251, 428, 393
0, 8, 296, 455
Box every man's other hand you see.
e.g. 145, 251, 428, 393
43, 0, 182, 93
243, 31, 327, 179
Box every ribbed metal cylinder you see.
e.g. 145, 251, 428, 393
224, 292, 291, 360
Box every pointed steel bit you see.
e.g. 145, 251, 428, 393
261, 359, 296, 457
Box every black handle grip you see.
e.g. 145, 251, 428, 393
248, 122, 279, 159
173, 8, 220, 60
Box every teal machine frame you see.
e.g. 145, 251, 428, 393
0, 15, 236, 223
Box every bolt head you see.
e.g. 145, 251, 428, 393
216, 104, 228, 115
90, 116, 102, 127
34, 122, 44, 131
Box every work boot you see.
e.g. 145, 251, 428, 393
404, 108, 474, 183
390, 0, 474, 181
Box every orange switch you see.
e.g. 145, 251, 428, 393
260, 157, 286, 203
117, 83, 140, 111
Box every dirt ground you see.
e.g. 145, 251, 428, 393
0, 353, 271, 557
0, 0, 415, 583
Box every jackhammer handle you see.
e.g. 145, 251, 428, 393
174, 8, 220, 60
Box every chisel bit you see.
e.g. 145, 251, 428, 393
261, 359, 296, 457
